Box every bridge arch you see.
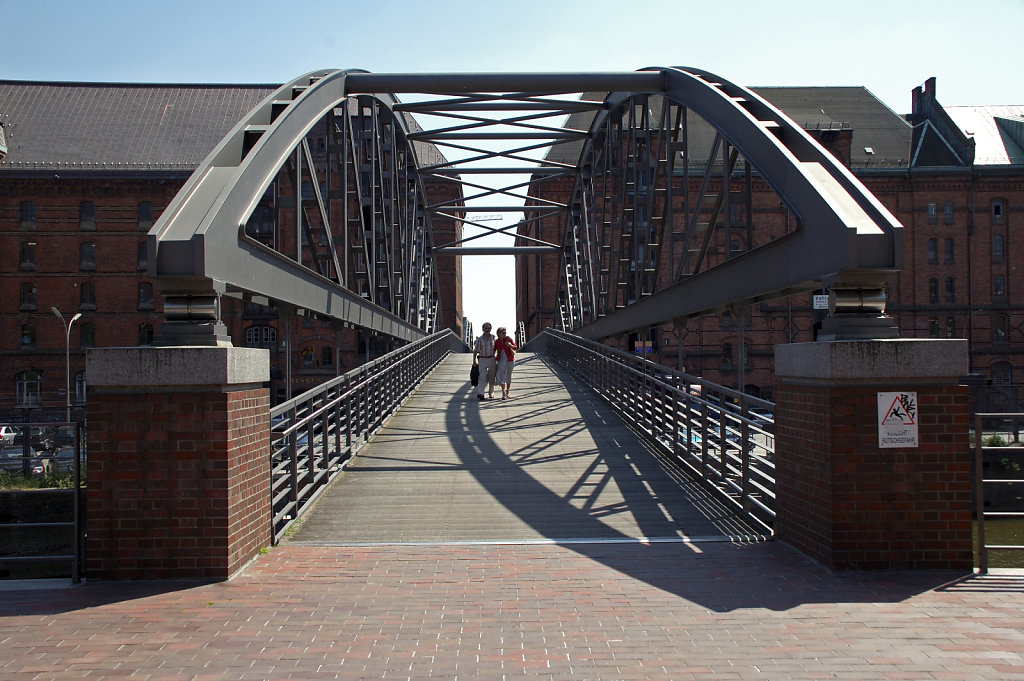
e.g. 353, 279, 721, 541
149, 67, 902, 347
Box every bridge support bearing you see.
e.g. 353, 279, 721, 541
85, 346, 271, 580
773, 339, 973, 571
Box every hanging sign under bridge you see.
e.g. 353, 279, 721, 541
877, 391, 918, 448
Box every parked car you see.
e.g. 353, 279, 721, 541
49, 446, 81, 473
13, 426, 55, 452
0, 425, 16, 445
0, 445, 50, 476
53, 426, 77, 448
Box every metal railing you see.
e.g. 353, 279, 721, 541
973, 412, 1024, 573
0, 420, 85, 582
268, 330, 463, 543
543, 329, 776, 532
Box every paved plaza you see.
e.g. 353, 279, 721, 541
1, 352, 1022, 680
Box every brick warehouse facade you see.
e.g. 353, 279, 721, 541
0, 81, 462, 416
516, 78, 1024, 403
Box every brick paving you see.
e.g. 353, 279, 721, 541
1, 352, 1022, 680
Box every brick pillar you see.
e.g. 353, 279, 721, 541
773, 339, 973, 570
85, 347, 270, 580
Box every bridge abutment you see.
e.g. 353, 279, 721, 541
85, 347, 271, 580
773, 339, 973, 570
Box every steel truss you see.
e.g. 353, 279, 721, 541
149, 68, 902, 346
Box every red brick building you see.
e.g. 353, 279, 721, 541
0, 81, 462, 417
517, 78, 1024, 404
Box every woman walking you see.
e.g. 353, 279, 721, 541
494, 326, 518, 399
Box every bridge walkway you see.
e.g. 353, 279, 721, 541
288, 351, 761, 545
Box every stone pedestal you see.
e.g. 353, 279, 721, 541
773, 339, 973, 570
85, 346, 270, 580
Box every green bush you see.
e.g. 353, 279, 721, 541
984, 433, 1008, 447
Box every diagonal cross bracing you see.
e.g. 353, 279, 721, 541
149, 68, 902, 346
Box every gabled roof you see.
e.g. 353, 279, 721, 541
0, 81, 278, 170
945, 106, 1024, 165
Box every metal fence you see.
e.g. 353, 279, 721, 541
973, 412, 1024, 573
542, 328, 776, 533
268, 330, 463, 543
0, 420, 85, 582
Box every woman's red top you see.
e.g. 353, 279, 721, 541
495, 337, 517, 361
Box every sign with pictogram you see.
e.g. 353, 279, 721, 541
877, 391, 918, 448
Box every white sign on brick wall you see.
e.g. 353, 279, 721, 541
878, 391, 918, 448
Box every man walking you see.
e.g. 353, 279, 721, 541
472, 322, 496, 400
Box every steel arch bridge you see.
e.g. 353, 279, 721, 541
149, 67, 902, 347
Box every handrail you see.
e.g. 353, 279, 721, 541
267, 329, 463, 543
972, 412, 1024, 573
541, 328, 775, 532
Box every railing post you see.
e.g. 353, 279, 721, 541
974, 412, 988, 574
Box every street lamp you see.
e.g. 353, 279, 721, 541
51, 307, 82, 422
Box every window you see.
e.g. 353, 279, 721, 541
992, 200, 1004, 223
79, 323, 96, 348
992, 361, 1013, 385
927, 202, 937, 224
300, 345, 316, 368
994, 274, 1006, 299
20, 323, 35, 348
138, 323, 154, 346
928, 317, 939, 338
945, 277, 955, 304
79, 201, 95, 230
138, 201, 153, 230
994, 314, 1008, 345
244, 325, 277, 347
944, 201, 954, 224
20, 201, 35, 229
928, 278, 938, 305
74, 370, 86, 405
943, 238, 955, 263
20, 241, 36, 271
79, 242, 96, 270
245, 205, 275, 242
137, 242, 148, 270
15, 369, 42, 407
19, 283, 37, 311
993, 235, 1004, 262
79, 282, 96, 311
321, 346, 333, 368
946, 316, 956, 338
137, 282, 153, 311
927, 238, 938, 264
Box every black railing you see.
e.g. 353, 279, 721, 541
973, 412, 1024, 573
542, 329, 776, 532
268, 330, 463, 543
0, 420, 85, 582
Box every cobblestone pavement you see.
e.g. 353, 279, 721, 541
2, 353, 1022, 679
1, 543, 1023, 680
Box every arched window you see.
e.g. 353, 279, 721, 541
138, 323, 154, 346
137, 282, 154, 311
19, 282, 37, 311
20, 323, 35, 349
137, 242, 148, 270
74, 370, 87, 405
138, 201, 153, 230
927, 238, 937, 264
321, 346, 333, 368
79, 282, 96, 311
15, 369, 42, 407
79, 242, 96, 270
20, 241, 36, 271
244, 325, 277, 347
80, 323, 96, 348
79, 201, 95, 230
993, 235, 1004, 262
20, 201, 35, 229
300, 345, 316, 369
943, 237, 955, 264
928, 278, 938, 305
944, 277, 955, 304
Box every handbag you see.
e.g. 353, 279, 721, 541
470, 364, 480, 387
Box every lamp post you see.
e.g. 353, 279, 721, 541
51, 307, 82, 422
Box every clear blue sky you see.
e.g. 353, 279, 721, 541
4, 0, 1022, 334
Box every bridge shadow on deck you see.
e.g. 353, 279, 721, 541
284, 351, 967, 612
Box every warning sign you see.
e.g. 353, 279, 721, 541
877, 391, 918, 448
